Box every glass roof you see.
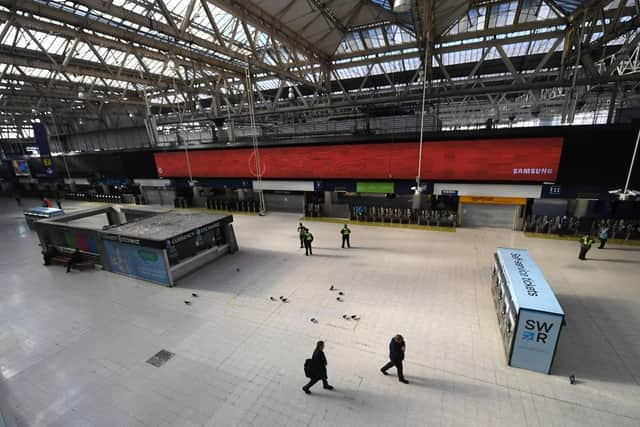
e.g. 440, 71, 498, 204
0, 0, 635, 119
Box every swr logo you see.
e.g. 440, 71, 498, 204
522, 320, 553, 344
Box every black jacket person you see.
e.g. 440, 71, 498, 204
381, 334, 409, 383
302, 341, 334, 394
66, 249, 83, 273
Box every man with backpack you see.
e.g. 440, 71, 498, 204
302, 341, 334, 394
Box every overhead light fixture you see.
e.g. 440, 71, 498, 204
609, 125, 640, 201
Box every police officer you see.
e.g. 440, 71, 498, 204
297, 222, 306, 249
304, 228, 314, 256
578, 234, 594, 260
340, 224, 351, 248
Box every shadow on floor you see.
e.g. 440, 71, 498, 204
605, 247, 640, 252
588, 258, 640, 264
347, 246, 388, 252
306, 253, 352, 259
404, 374, 493, 398
552, 293, 640, 386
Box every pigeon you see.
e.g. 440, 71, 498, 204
310, 318, 318, 323
270, 296, 277, 301
351, 315, 360, 320
184, 301, 191, 305
192, 293, 198, 298
329, 285, 335, 291
338, 291, 344, 296
336, 297, 343, 302
569, 375, 575, 385
280, 296, 289, 303
342, 314, 350, 320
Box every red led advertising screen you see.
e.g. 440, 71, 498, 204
154, 138, 563, 182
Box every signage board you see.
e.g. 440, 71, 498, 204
103, 240, 170, 285
356, 182, 394, 193
11, 160, 31, 177
495, 248, 563, 313
511, 310, 563, 373
154, 138, 563, 182
459, 196, 527, 205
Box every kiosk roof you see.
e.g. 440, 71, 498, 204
103, 211, 232, 242
495, 247, 564, 315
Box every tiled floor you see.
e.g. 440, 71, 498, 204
1, 198, 639, 427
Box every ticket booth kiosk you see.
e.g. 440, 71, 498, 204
491, 248, 564, 374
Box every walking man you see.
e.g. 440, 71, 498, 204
340, 224, 351, 248
578, 234, 594, 260
297, 222, 306, 249
598, 223, 610, 249
304, 228, 314, 256
381, 334, 409, 384
302, 341, 334, 394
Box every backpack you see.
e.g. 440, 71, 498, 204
304, 359, 313, 378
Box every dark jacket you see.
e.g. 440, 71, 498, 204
70, 250, 83, 263
389, 338, 405, 362
310, 349, 328, 379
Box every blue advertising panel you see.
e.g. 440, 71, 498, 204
493, 248, 565, 374
103, 240, 170, 286
495, 248, 563, 314
511, 310, 564, 373
33, 123, 51, 156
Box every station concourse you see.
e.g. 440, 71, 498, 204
1, 1, 640, 426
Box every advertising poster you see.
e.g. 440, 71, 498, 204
154, 138, 563, 182
11, 160, 31, 177
103, 240, 170, 286
52, 228, 100, 253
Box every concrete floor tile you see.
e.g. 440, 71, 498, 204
0, 198, 639, 427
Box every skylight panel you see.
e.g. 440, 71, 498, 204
488, 1, 518, 28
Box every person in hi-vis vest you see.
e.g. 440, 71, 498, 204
340, 225, 351, 248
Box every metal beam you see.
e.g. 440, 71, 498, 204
205, 0, 330, 63
0, 46, 170, 88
